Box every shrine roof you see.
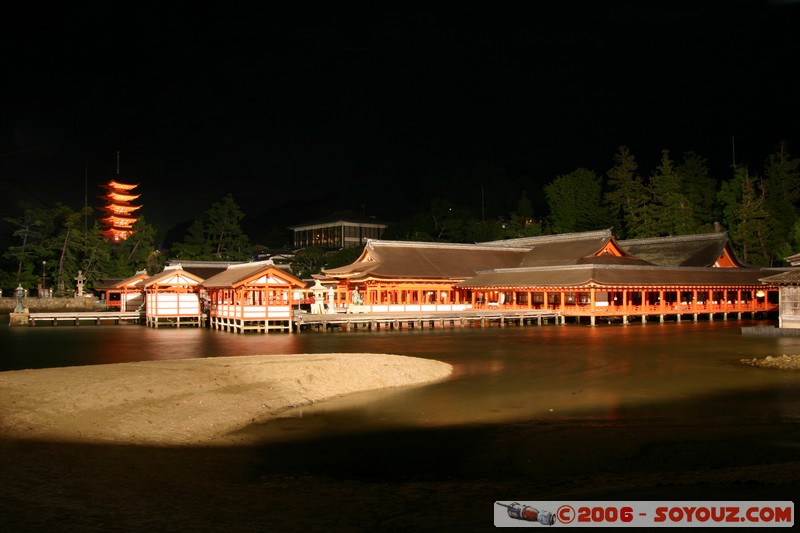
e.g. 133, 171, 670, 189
479, 229, 613, 248
165, 260, 243, 280
322, 240, 528, 280
457, 264, 785, 289
784, 252, 800, 266
97, 270, 149, 289
618, 232, 743, 267
141, 267, 205, 287
759, 268, 800, 285
201, 261, 305, 288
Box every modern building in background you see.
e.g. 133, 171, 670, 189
288, 212, 388, 250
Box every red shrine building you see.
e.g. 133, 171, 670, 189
319, 230, 784, 325
100, 180, 141, 241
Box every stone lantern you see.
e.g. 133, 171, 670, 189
14, 284, 25, 313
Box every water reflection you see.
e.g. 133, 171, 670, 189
2, 320, 799, 436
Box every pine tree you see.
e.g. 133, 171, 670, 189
205, 194, 252, 260
604, 146, 648, 238
647, 149, 695, 236
763, 142, 800, 264
676, 151, 717, 231
545, 168, 611, 233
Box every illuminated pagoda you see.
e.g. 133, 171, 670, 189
100, 179, 142, 242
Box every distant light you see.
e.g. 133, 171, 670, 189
756, 290, 766, 298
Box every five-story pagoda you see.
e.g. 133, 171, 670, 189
100, 179, 141, 241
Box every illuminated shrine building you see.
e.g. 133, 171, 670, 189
100, 180, 141, 242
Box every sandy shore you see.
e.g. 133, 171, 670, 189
1, 353, 798, 531
0, 353, 453, 445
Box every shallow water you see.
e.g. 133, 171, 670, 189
4, 318, 800, 516
3, 319, 799, 433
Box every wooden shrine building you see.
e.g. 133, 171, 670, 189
201, 260, 307, 333
320, 230, 783, 325
142, 266, 205, 328
759, 269, 800, 329
98, 270, 149, 311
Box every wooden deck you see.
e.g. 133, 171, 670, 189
28, 311, 144, 326
293, 309, 561, 332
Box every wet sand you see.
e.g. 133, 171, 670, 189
1, 353, 798, 531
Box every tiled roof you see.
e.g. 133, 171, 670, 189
760, 268, 800, 284
100, 270, 149, 289
201, 261, 305, 288
618, 232, 740, 267
322, 240, 528, 280
458, 264, 783, 289
142, 267, 205, 287
166, 260, 243, 280
480, 229, 613, 248
323, 231, 651, 281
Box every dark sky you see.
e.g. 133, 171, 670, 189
3, 1, 800, 233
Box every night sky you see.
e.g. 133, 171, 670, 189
3, 2, 800, 235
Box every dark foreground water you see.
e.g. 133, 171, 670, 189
2, 319, 799, 530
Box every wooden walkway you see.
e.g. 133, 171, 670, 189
28, 311, 144, 326
293, 309, 561, 332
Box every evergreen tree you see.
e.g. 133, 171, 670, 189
3, 204, 50, 288
647, 149, 695, 236
719, 166, 770, 264
545, 168, 611, 233
291, 246, 324, 278
205, 193, 251, 260
170, 219, 211, 259
676, 151, 717, 231
47, 205, 86, 296
80, 220, 113, 291
604, 146, 649, 238
504, 191, 542, 238
762, 142, 800, 264
107, 217, 162, 276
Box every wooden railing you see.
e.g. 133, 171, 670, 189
468, 301, 776, 316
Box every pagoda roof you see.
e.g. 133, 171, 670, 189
101, 215, 137, 225
100, 228, 134, 241
104, 192, 141, 202
618, 232, 744, 267
103, 180, 139, 190
102, 204, 142, 214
